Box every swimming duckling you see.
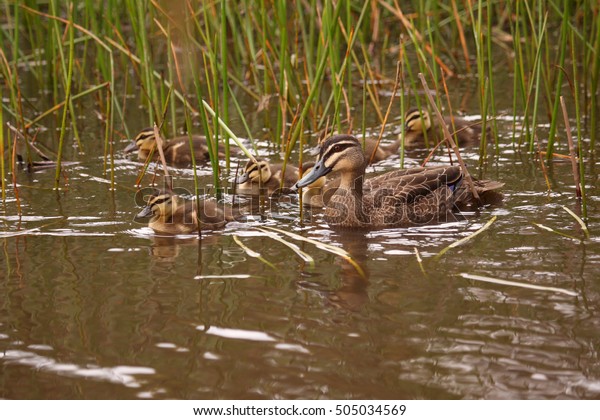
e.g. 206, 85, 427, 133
362, 137, 402, 163
402, 108, 488, 147
124, 128, 224, 166
295, 134, 502, 229
136, 189, 233, 234
235, 159, 300, 195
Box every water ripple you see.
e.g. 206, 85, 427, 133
0, 350, 154, 389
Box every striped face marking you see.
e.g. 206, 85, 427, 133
405, 109, 431, 132
242, 160, 270, 183
320, 137, 360, 171
147, 193, 174, 216
295, 135, 361, 189
134, 129, 157, 152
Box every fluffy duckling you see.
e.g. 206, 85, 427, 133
124, 128, 224, 166
136, 189, 233, 234
402, 108, 488, 147
235, 159, 300, 195
362, 137, 402, 163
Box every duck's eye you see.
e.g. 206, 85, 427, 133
332, 145, 342, 153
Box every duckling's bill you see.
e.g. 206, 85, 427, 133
235, 172, 250, 184
124, 141, 139, 153
136, 205, 154, 219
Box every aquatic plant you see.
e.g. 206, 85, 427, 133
0, 0, 595, 216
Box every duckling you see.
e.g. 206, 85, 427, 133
295, 134, 502, 229
124, 128, 224, 166
362, 137, 402, 163
235, 159, 300, 195
402, 108, 488, 147
136, 189, 233, 234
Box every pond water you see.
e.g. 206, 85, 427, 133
1, 72, 600, 399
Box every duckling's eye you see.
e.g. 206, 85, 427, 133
332, 145, 343, 153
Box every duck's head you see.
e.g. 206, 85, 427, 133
404, 108, 431, 133
124, 128, 157, 154
295, 134, 364, 189
235, 159, 272, 184
136, 189, 180, 219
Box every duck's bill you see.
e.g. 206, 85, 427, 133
295, 160, 331, 189
124, 141, 139, 154
136, 205, 154, 219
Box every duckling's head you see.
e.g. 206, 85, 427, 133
124, 128, 157, 154
235, 159, 272, 185
295, 134, 364, 189
136, 190, 180, 220
404, 108, 432, 133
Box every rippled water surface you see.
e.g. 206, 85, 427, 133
1, 87, 600, 399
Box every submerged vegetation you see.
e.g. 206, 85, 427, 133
0, 0, 597, 219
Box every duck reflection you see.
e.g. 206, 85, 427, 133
310, 230, 371, 312
148, 235, 198, 262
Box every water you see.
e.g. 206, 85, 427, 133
2, 71, 600, 399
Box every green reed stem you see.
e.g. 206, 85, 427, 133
399, 40, 406, 169
220, 0, 230, 169
127, 0, 157, 125
570, 30, 587, 220
0, 100, 5, 203
210, 38, 222, 196
54, 4, 75, 190
274, 0, 288, 145
545, 2, 569, 162
50, 1, 83, 152
182, 99, 201, 236
485, 0, 498, 151
106, 88, 115, 191
590, 3, 600, 150
166, 25, 177, 137
361, 63, 367, 149
281, 39, 330, 172
227, 83, 258, 155
527, 10, 548, 152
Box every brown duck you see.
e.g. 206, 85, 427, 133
295, 134, 503, 229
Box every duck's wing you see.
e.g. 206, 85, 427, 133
364, 166, 428, 190
366, 166, 462, 204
